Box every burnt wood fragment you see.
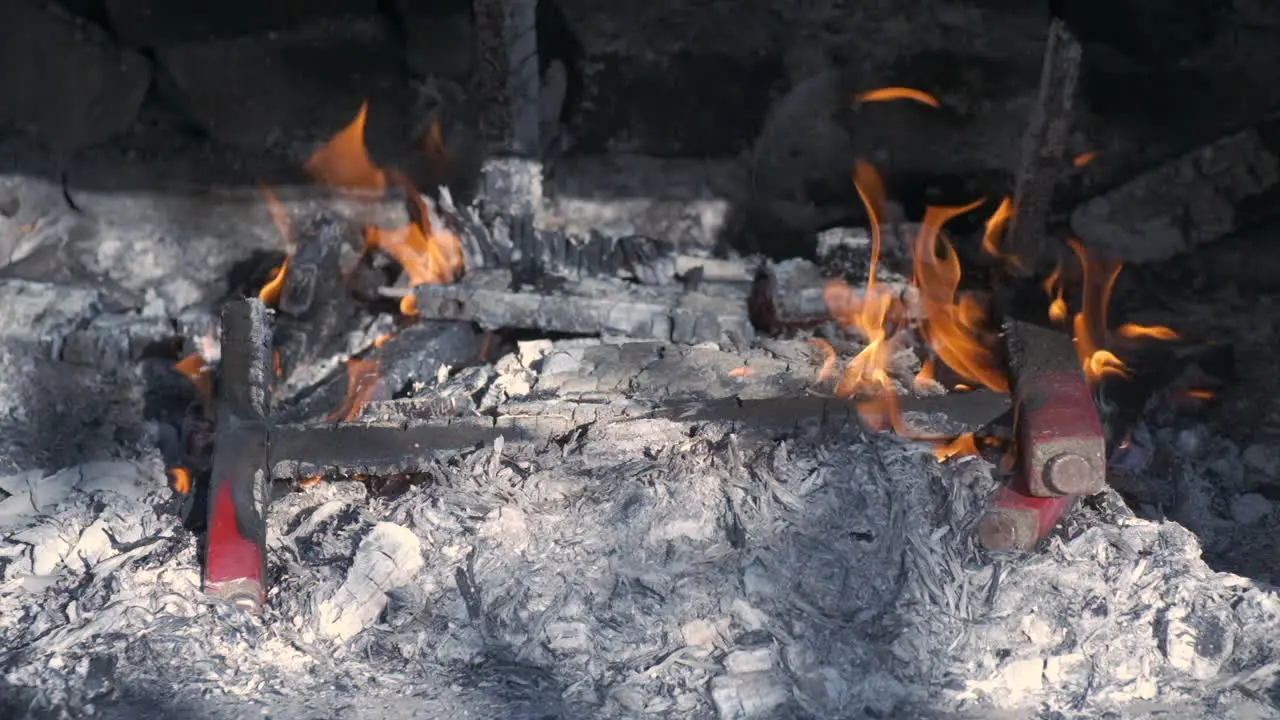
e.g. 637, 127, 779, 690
413, 268, 754, 345
1071, 111, 1280, 264
271, 212, 363, 398
749, 258, 918, 335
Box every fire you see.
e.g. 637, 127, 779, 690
364, 189, 465, 315
174, 353, 213, 407
1117, 323, 1179, 341
257, 184, 293, 307
913, 200, 1010, 393
301, 102, 465, 318
167, 467, 192, 495
933, 433, 979, 461
1043, 265, 1068, 326
304, 101, 387, 193
913, 357, 937, 392
1065, 239, 1129, 385
809, 338, 838, 383
980, 196, 1015, 261
326, 357, 382, 423
855, 87, 941, 108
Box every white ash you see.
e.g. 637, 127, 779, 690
3, 394, 1279, 719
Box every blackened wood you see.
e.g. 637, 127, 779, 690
1071, 112, 1280, 263
269, 422, 504, 478
413, 268, 754, 345
1003, 19, 1082, 276
749, 259, 918, 335
272, 212, 363, 396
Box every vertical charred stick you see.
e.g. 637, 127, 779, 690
205, 299, 273, 609
1003, 318, 1106, 497
473, 0, 543, 214
1002, 19, 1082, 276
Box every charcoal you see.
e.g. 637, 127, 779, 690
0, 0, 150, 151
271, 212, 364, 398
389, 0, 473, 80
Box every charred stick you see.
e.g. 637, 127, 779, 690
1003, 18, 1083, 276
413, 268, 754, 345
205, 299, 273, 609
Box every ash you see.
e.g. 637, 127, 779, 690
3, 343, 1280, 720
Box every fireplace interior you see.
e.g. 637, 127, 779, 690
3, 0, 1280, 718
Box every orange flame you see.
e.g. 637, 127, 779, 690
913, 357, 937, 393
257, 184, 293, 307
364, 189, 465, 314
1066, 238, 1130, 385
167, 467, 192, 495
258, 260, 288, 306
1043, 264, 1068, 326
932, 433, 980, 461
853, 159, 888, 285
980, 196, 1015, 261
327, 357, 382, 423
810, 338, 838, 384
913, 200, 1010, 393
855, 87, 941, 108
1117, 323, 1179, 341
304, 101, 387, 193
174, 353, 213, 407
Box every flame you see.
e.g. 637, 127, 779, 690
1073, 151, 1098, 167
304, 101, 387, 193
259, 260, 288, 306
1043, 265, 1068, 326
1066, 239, 1130, 385
913, 200, 1010, 393
980, 196, 1015, 260
913, 357, 937, 392
932, 433, 980, 461
810, 338, 838, 383
327, 357, 382, 423
855, 87, 941, 108
825, 279, 898, 397
167, 467, 192, 495
1117, 323, 1179, 341
174, 353, 213, 407
853, 160, 888, 284
364, 183, 465, 312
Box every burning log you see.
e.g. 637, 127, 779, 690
411, 267, 755, 345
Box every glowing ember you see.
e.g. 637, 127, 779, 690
728, 367, 754, 378
304, 101, 387, 193
167, 467, 192, 495
299, 475, 324, 488
1073, 151, 1098, 167
327, 357, 382, 423
855, 87, 941, 108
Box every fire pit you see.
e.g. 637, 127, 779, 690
2, 0, 1280, 718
